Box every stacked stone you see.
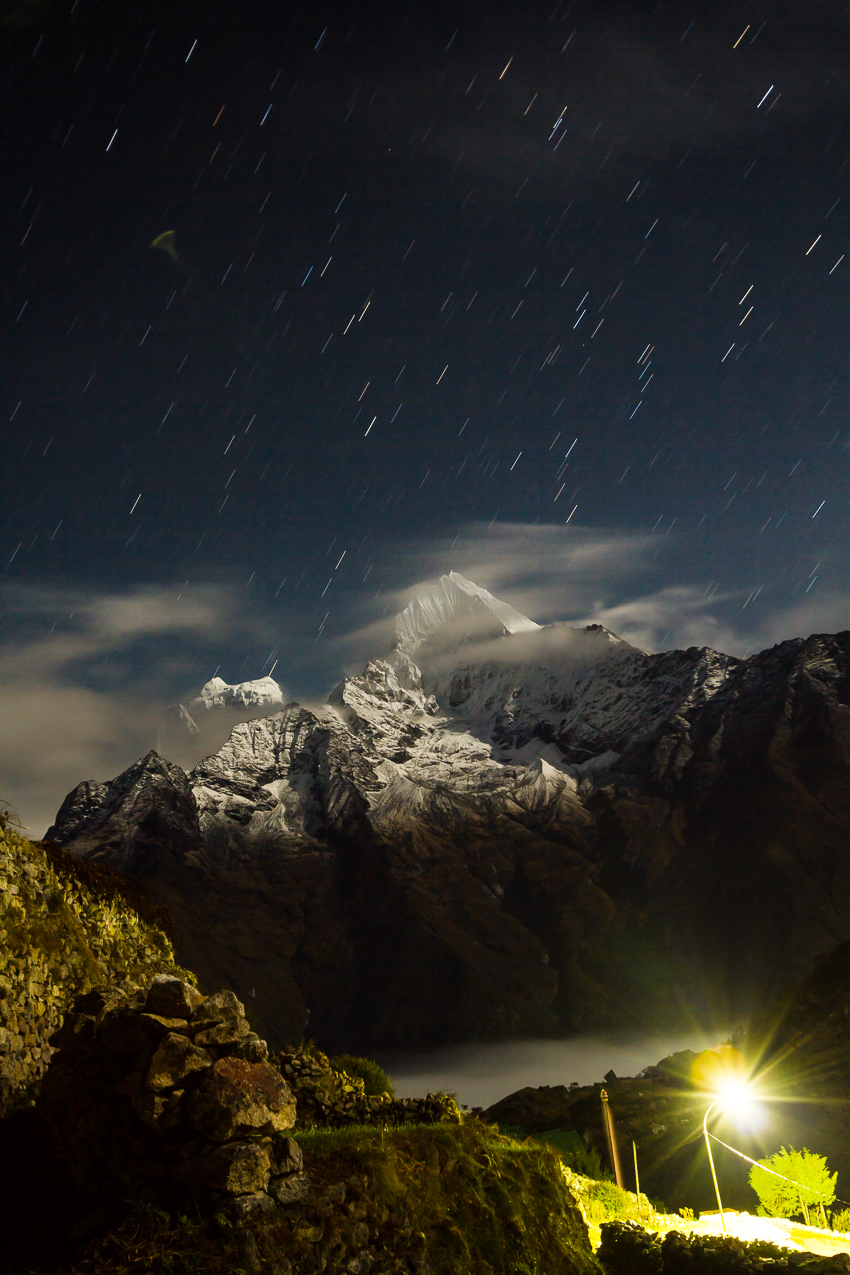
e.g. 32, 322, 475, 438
0, 829, 186, 1112
38, 975, 309, 1221
598, 1221, 850, 1274
277, 1048, 462, 1129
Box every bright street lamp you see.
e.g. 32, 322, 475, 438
702, 1081, 760, 1235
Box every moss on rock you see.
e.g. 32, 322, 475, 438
0, 827, 193, 1114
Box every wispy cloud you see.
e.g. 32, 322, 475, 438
0, 583, 280, 835
335, 521, 850, 664
380, 20, 845, 195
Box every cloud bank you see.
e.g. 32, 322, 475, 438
0, 583, 281, 836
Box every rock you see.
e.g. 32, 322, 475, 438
145, 1033, 213, 1091
190, 991, 252, 1047
193, 1019, 251, 1048
269, 1170, 310, 1204
129, 1090, 168, 1128
188, 1140, 273, 1193
350, 1221, 370, 1249
322, 1181, 347, 1204
274, 1135, 303, 1175
294, 1219, 325, 1245
598, 1221, 663, 1274
99, 1010, 190, 1057
145, 975, 206, 1020
345, 1254, 376, 1274
191, 989, 245, 1024
660, 1230, 692, 1272
36, 973, 311, 1223
228, 1032, 269, 1063
234, 1227, 261, 1273
228, 1191, 277, 1222
160, 1088, 186, 1130
189, 1057, 296, 1141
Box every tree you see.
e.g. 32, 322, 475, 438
749, 1146, 836, 1220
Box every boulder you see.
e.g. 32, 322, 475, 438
228, 1033, 269, 1063
191, 990, 251, 1047
129, 1090, 168, 1129
145, 1033, 213, 1091
193, 1019, 251, 1048
228, 1191, 277, 1221
191, 988, 245, 1025
275, 1136, 304, 1175
189, 1057, 296, 1141
269, 1170, 310, 1204
99, 1010, 190, 1057
188, 1140, 273, 1194
145, 975, 206, 1020
36, 976, 300, 1219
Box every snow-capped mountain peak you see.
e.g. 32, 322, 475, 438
394, 570, 540, 658
190, 674, 284, 713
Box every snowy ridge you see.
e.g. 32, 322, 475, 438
190, 674, 284, 713
177, 576, 740, 853
425, 633, 736, 760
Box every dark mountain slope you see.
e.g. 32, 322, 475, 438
46, 576, 850, 1049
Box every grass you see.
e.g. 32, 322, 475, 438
290, 1119, 602, 1274
8, 1119, 603, 1275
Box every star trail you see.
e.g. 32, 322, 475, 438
0, 0, 847, 828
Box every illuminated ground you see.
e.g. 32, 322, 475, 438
674, 1211, 850, 1259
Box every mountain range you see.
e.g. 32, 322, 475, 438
46, 573, 850, 1051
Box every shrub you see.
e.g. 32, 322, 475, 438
832, 1207, 850, 1234
559, 1139, 609, 1181
329, 1053, 395, 1097
584, 1178, 641, 1223
749, 1146, 836, 1218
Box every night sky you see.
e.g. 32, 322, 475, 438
1, 0, 847, 830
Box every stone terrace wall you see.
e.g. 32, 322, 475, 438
277, 1048, 462, 1129
0, 827, 193, 1112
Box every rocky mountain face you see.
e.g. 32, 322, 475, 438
46, 574, 850, 1051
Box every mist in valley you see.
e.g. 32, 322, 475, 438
380, 1029, 729, 1110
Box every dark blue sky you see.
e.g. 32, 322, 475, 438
0, 0, 847, 828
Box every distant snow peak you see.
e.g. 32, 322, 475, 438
394, 570, 540, 658
190, 674, 284, 712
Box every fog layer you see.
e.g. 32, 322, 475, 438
380, 1031, 727, 1110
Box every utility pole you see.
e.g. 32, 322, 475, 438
600, 1089, 623, 1188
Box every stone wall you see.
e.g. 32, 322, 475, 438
39, 976, 307, 1222
277, 1048, 461, 1130
0, 827, 193, 1112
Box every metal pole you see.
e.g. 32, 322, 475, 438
633, 1140, 642, 1214
703, 1101, 727, 1235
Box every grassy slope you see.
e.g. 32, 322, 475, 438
13, 1121, 602, 1275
